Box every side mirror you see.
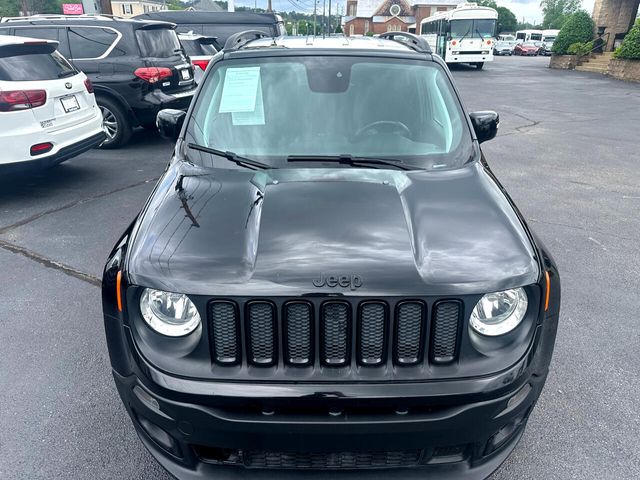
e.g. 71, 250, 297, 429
470, 111, 499, 144
156, 109, 186, 141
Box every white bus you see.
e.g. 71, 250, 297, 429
542, 29, 560, 42
515, 29, 543, 42
420, 3, 498, 70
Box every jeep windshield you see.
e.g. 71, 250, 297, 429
185, 55, 474, 171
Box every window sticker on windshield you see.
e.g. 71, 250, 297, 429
219, 66, 261, 113
232, 76, 265, 126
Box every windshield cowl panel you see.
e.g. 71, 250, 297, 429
185, 54, 473, 172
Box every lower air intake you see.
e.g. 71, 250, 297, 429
244, 450, 422, 469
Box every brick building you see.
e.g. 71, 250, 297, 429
343, 0, 464, 36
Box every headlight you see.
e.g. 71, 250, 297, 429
470, 288, 528, 336
140, 288, 201, 337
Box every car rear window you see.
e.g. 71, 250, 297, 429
136, 28, 181, 57
0, 47, 76, 81
181, 39, 217, 56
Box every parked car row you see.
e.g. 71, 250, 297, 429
0, 11, 284, 170
493, 40, 554, 56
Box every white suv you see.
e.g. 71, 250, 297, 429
0, 35, 105, 171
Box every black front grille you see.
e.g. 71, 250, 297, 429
283, 302, 313, 365
395, 302, 425, 365
244, 449, 422, 469
247, 302, 276, 365
209, 301, 240, 364
358, 302, 387, 365
207, 297, 463, 377
430, 301, 462, 364
321, 302, 350, 366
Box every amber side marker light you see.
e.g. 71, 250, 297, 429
116, 271, 123, 312
544, 271, 551, 312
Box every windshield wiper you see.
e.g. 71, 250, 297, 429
287, 154, 412, 171
58, 70, 77, 78
187, 143, 272, 170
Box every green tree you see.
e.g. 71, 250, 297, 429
475, 0, 497, 8
614, 18, 640, 59
166, 0, 187, 10
0, 0, 20, 16
540, 0, 580, 29
496, 7, 517, 33
552, 10, 594, 54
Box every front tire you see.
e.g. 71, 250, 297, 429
97, 97, 132, 149
475, 62, 484, 70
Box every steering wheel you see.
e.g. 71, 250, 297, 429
354, 121, 412, 140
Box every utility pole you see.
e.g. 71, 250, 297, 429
322, 0, 326, 36
267, 0, 272, 12
313, 1, 317, 36
328, 0, 332, 34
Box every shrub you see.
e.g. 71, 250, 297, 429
614, 19, 640, 59
552, 10, 595, 55
567, 41, 593, 56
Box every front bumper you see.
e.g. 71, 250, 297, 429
445, 53, 493, 64
108, 311, 558, 480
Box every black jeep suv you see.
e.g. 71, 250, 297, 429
0, 15, 196, 148
102, 32, 561, 479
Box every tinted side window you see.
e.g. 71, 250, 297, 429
12, 27, 59, 42
68, 27, 118, 59
0, 50, 76, 81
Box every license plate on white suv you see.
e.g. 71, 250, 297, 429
61, 95, 80, 113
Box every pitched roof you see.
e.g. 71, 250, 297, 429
356, 0, 464, 18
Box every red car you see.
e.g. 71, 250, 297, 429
514, 42, 540, 56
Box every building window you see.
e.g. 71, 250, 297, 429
349, 5, 355, 15
349, 24, 354, 36
122, 4, 132, 15
364, 20, 369, 33
390, 4, 401, 17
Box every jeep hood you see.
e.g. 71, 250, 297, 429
126, 162, 539, 296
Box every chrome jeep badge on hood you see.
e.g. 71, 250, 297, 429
313, 273, 363, 290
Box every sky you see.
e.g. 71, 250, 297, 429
232, 0, 597, 25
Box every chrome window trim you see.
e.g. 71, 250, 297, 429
11, 25, 123, 60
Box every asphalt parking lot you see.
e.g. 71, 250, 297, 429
1, 55, 639, 479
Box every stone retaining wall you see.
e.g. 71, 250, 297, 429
549, 55, 580, 69
607, 58, 640, 82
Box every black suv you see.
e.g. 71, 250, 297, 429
133, 10, 286, 45
103, 32, 561, 479
0, 15, 196, 148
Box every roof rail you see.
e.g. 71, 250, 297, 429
1, 14, 124, 23
378, 32, 432, 54
223, 29, 271, 51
